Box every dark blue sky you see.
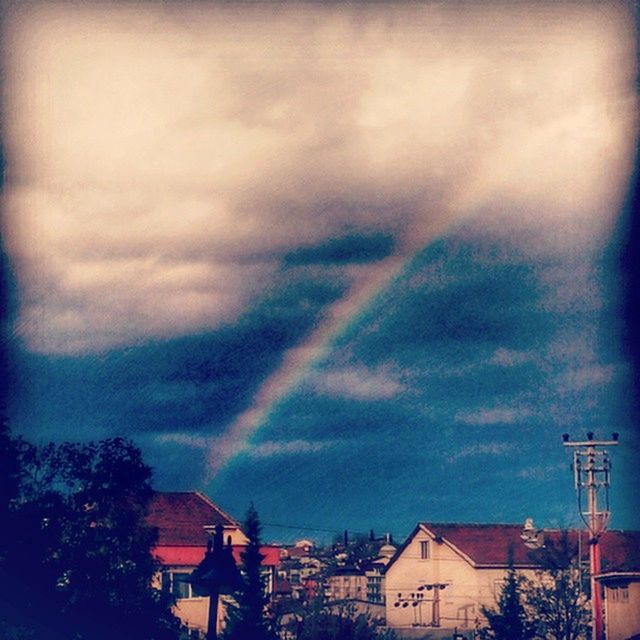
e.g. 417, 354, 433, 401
5, 217, 640, 542
2, 2, 639, 543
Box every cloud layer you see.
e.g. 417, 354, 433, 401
3, 1, 636, 354
3, 2, 639, 536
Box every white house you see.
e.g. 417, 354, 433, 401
383, 523, 640, 636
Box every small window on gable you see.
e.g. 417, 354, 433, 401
621, 586, 629, 602
420, 540, 430, 559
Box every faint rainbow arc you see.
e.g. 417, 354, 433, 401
207, 183, 484, 475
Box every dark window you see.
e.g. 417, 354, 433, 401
170, 571, 193, 599
420, 541, 430, 559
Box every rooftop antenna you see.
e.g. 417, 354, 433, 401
520, 518, 544, 550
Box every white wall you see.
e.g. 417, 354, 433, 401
385, 526, 535, 631
603, 581, 640, 640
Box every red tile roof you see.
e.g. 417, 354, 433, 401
385, 523, 640, 571
599, 530, 640, 572
147, 491, 238, 546
426, 523, 545, 566
154, 544, 281, 567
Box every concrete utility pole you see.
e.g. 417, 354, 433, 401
562, 432, 618, 640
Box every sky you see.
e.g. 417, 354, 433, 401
2, 1, 639, 543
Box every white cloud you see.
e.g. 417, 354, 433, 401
447, 442, 514, 462
311, 364, 404, 400
246, 440, 336, 459
2, 2, 636, 354
517, 463, 565, 480
155, 433, 211, 449
559, 364, 617, 392
456, 407, 533, 426
489, 348, 531, 367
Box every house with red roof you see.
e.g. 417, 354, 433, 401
383, 522, 640, 637
147, 492, 280, 638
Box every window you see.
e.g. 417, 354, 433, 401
162, 571, 195, 599
608, 586, 628, 602
420, 540, 430, 559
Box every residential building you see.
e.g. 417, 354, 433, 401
363, 538, 396, 605
597, 572, 640, 640
327, 565, 367, 601
595, 530, 640, 640
147, 492, 280, 638
277, 540, 329, 601
384, 522, 640, 635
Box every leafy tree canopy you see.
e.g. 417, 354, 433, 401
524, 535, 591, 640
0, 432, 181, 640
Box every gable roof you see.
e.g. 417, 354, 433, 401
384, 523, 640, 572
426, 523, 543, 567
147, 491, 239, 546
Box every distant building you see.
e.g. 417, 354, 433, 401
327, 565, 367, 601
362, 537, 396, 605
147, 492, 280, 638
277, 540, 329, 601
384, 522, 640, 635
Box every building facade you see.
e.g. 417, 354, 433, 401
147, 492, 280, 638
384, 523, 640, 636
597, 572, 640, 640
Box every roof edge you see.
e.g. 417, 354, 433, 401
194, 491, 240, 527
595, 571, 640, 581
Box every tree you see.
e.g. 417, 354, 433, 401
284, 594, 397, 640
0, 408, 20, 555
0, 436, 181, 640
222, 504, 278, 640
524, 535, 590, 640
480, 551, 536, 640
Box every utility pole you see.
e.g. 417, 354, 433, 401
562, 431, 618, 640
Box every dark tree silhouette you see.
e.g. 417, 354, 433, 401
524, 534, 590, 640
480, 551, 536, 640
0, 435, 181, 640
222, 504, 278, 640
0, 408, 20, 546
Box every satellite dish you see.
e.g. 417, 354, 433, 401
520, 518, 544, 549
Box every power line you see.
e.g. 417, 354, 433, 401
260, 520, 408, 540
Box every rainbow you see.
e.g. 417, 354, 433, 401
205, 180, 485, 476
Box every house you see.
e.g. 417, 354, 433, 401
147, 492, 280, 638
383, 522, 640, 636
595, 530, 640, 640
596, 572, 640, 640
277, 540, 329, 601
327, 564, 367, 601
363, 537, 397, 605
